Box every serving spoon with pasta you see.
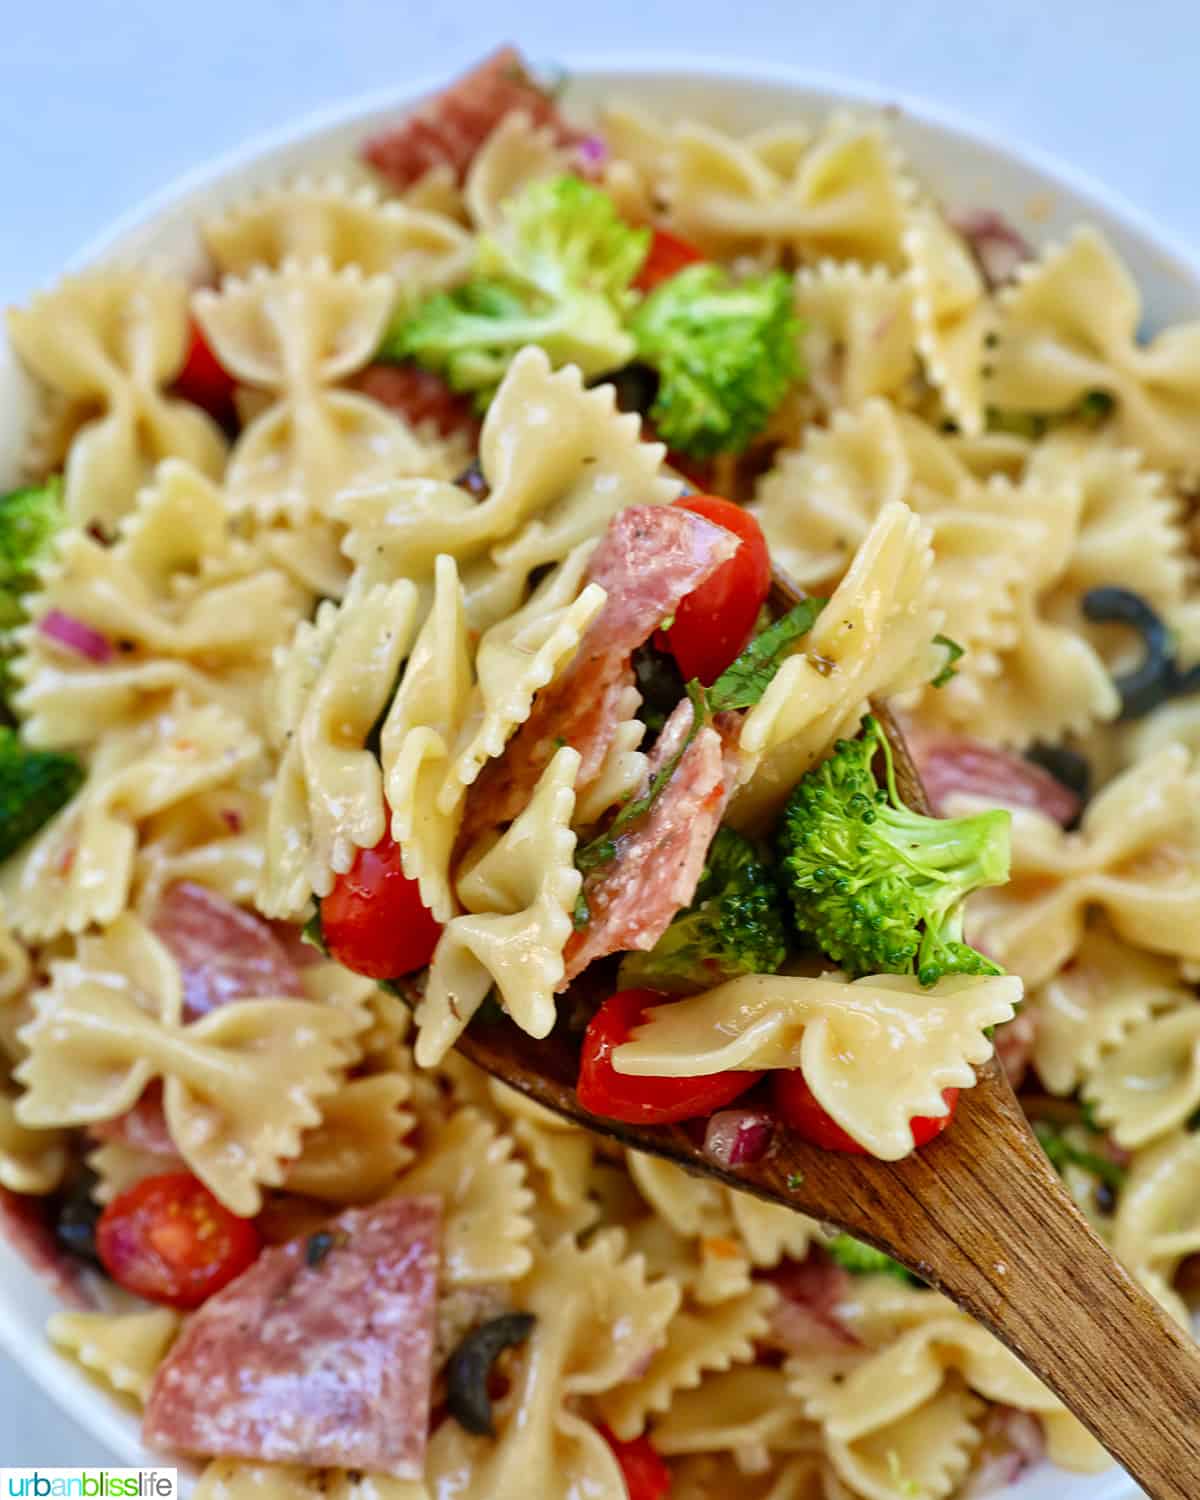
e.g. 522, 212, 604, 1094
405, 678, 1200, 1500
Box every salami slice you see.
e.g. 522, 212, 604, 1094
353, 363, 481, 444
909, 731, 1081, 826
362, 46, 576, 191
153, 881, 306, 1020
89, 1082, 177, 1157
459, 504, 738, 855
0, 1187, 95, 1309
561, 699, 733, 985
143, 1196, 441, 1477
761, 1253, 857, 1354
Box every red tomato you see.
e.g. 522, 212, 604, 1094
322, 830, 443, 980
659, 495, 772, 685
773, 1070, 959, 1154
600, 1427, 671, 1500
633, 228, 705, 293
96, 1171, 260, 1310
577, 989, 763, 1125
173, 319, 237, 425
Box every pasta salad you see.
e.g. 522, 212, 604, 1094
3, 42, 1200, 1500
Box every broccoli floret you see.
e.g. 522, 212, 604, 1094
826, 1234, 917, 1282
385, 175, 648, 403
0, 479, 65, 716
630, 263, 800, 458
0, 728, 83, 861
618, 826, 788, 993
0, 478, 63, 622
778, 714, 1010, 986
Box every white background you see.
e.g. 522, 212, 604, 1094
1, 0, 1198, 1465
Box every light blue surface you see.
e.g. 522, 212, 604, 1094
1, 0, 1198, 1467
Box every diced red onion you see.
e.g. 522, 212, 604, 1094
575, 134, 609, 173
963, 1409, 1045, 1495
949, 208, 1034, 290
704, 1108, 774, 1167
38, 608, 113, 663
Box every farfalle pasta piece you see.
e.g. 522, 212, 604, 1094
597, 1285, 777, 1441
379, 555, 474, 923
48, 1307, 180, 1405
1, 700, 261, 942
449, 544, 606, 794
670, 1455, 837, 1500
904, 205, 994, 436
0, 1087, 68, 1194
0, 921, 33, 1066
14, 914, 367, 1215
651, 1366, 820, 1471
625, 1151, 819, 1270
796, 1281, 1108, 1481
1029, 919, 1186, 1095
463, 112, 572, 231
968, 745, 1200, 986
338, 348, 678, 627
396, 1107, 534, 1286
794, 262, 916, 413
1028, 429, 1191, 660
282, 1073, 416, 1202
616, 972, 1018, 1160
413, 746, 581, 1065
202, 171, 471, 291
260, 581, 419, 917
136, 779, 273, 915
1114, 1127, 1200, 1326
193, 259, 431, 522
623, 1217, 755, 1308
987, 225, 1200, 476
751, 403, 1023, 682
195, 1463, 428, 1500
733, 500, 942, 829
665, 112, 913, 267
7, 270, 227, 527
16, 461, 300, 749
424, 1229, 679, 1500
1083, 998, 1200, 1149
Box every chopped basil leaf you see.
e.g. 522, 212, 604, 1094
301, 908, 328, 956
705, 598, 825, 713
930, 633, 965, 689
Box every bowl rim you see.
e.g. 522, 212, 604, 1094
4, 49, 1193, 1495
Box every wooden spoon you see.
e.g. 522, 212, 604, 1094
414, 690, 1200, 1499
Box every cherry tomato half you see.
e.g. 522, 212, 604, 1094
577, 989, 763, 1125
773, 1070, 959, 1154
173, 319, 237, 426
96, 1171, 260, 1310
633, 228, 705, 294
659, 495, 772, 685
600, 1427, 672, 1500
322, 830, 443, 980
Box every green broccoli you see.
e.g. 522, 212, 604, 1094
631, 263, 800, 458
0, 728, 83, 861
384, 175, 649, 403
778, 714, 1010, 986
826, 1233, 918, 1283
0, 478, 64, 626
0, 478, 65, 715
618, 827, 788, 993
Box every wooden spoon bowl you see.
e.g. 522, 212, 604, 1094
409, 700, 1200, 1498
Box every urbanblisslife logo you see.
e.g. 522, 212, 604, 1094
2, 1474, 177, 1499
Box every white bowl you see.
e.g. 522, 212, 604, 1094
1, 53, 1191, 1498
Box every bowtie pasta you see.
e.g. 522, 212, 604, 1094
4, 42, 1200, 1500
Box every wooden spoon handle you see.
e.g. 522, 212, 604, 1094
828, 1060, 1200, 1499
